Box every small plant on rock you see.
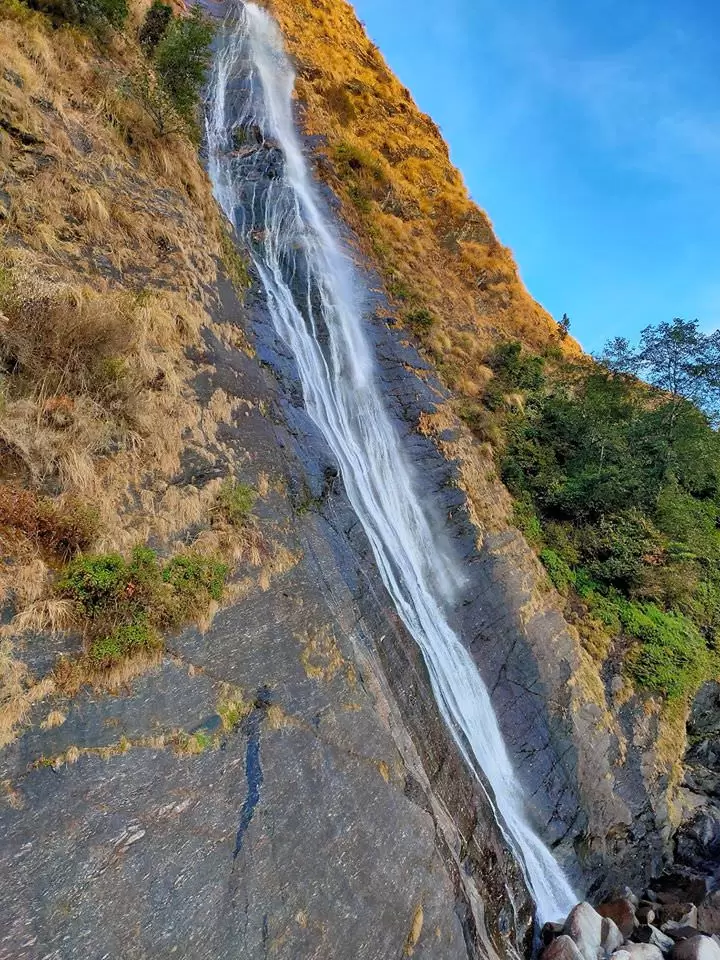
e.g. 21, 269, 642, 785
58, 545, 228, 668
215, 479, 256, 527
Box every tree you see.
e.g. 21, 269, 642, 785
139, 0, 172, 54
153, 5, 214, 127
601, 319, 720, 424
559, 313, 571, 339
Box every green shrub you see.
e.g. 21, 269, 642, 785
489, 341, 545, 391
58, 546, 228, 666
89, 618, 160, 666
540, 548, 575, 594
620, 601, 717, 700
215, 479, 256, 527
139, 0, 172, 53
406, 308, 435, 331
512, 497, 543, 547
26, 0, 128, 28
219, 231, 250, 294
153, 5, 214, 128
162, 553, 227, 611
58, 553, 128, 613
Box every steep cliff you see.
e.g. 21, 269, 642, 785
0, 0, 713, 958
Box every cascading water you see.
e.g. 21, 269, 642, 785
206, 1, 577, 924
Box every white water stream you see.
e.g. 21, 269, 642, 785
205, 2, 577, 924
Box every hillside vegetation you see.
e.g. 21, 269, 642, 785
486, 322, 720, 707
0, 0, 280, 745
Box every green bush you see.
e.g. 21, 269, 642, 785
58, 553, 128, 613
89, 618, 160, 667
139, 0, 172, 53
153, 6, 214, 127
489, 341, 545, 391
512, 497, 543, 546
26, 0, 128, 28
620, 601, 717, 700
215, 479, 256, 527
540, 549, 575, 594
406, 308, 435, 331
59, 546, 228, 666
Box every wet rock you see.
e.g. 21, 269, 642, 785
544, 935, 586, 960
635, 924, 675, 955
599, 900, 638, 938
672, 935, 720, 960
689, 683, 720, 740
698, 892, 720, 935
665, 927, 702, 943
651, 878, 709, 907
675, 808, 720, 874
564, 902, 604, 960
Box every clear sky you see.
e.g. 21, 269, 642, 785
350, 0, 720, 352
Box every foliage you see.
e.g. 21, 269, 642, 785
406, 308, 435, 332
88, 618, 160, 666
620, 601, 717, 701
58, 546, 228, 665
219, 230, 250, 294
492, 320, 720, 701
153, 5, 214, 129
25, 0, 127, 28
139, 0, 171, 54
215, 479, 256, 527
540, 549, 575, 594
489, 341, 545, 392
601, 318, 720, 424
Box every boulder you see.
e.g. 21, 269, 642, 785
635, 924, 675, 955
672, 935, 720, 960
623, 944, 665, 960
602, 918, 625, 953
639, 904, 660, 926
662, 906, 699, 929
544, 935, 586, 960
543, 922, 566, 946
565, 903, 604, 960
698, 892, 720, 935
599, 900, 639, 938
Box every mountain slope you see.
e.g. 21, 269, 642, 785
263, 0, 580, 397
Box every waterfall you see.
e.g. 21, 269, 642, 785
205, 2, 577, 924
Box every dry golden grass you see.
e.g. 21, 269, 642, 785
0, 0, 266, 739
262, 0, 580, 397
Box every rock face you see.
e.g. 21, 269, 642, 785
0, 260, 541, 958
698, 891, 720, 935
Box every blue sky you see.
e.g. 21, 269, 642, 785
350, 0, 720, 351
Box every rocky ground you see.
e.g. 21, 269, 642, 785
544, 888, 720, 960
